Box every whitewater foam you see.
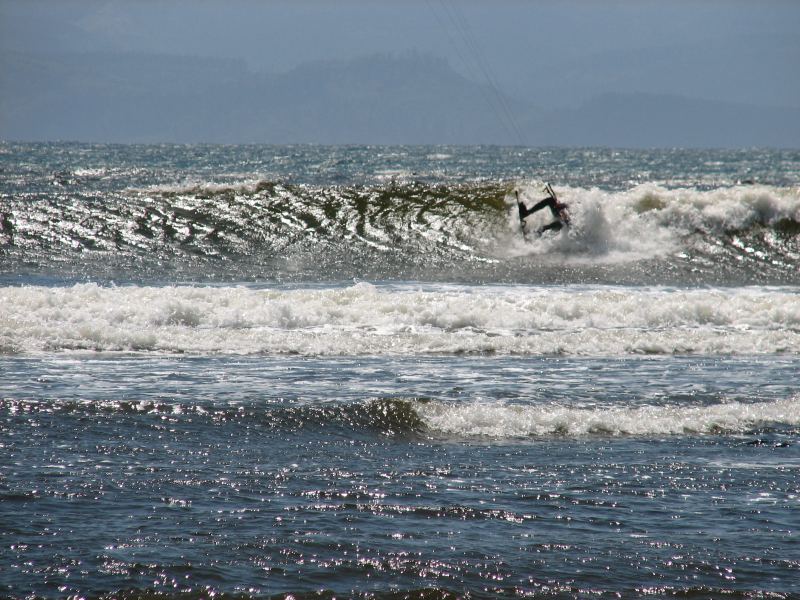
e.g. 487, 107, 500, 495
1, 283, 798, 356
506, 182, 800, 264
416, 396, 800, 438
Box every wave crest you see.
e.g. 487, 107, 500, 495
418, 396, 800, 438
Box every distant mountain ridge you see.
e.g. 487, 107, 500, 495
2, 51, 798, 147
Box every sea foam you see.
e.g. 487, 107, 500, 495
507, 182, 800, 263
415, 396, 800, 437
1, 283, 798, 356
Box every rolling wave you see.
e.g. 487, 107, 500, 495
1, 179, 799, 284
4, 395, 797, 439
1, 396, 426, 436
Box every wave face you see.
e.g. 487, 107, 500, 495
4, 393, 797, 439
0, 396, 427, 437
2, 144, 799, 285
2, 282, 798, 356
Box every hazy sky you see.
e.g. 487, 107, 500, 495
3, 0, 799, 108
2, 1, 799, 145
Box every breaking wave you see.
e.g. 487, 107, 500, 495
1, 179, 799, 284
416, 396, 800, 438
5, 395, 797, 439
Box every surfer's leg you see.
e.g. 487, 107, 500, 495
519, 195, 557, 223
529, 196, 557, 214
519, 200, 550, 219
538, 220, 564, 234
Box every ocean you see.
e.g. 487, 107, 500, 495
1, 143, 799, 599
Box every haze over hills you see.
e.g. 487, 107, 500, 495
3, 49, 798, 148
0, 34, 800, 147
3, 1, 798, 148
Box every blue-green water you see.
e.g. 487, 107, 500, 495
1, 144, 799, 598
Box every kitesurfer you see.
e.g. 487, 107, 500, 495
516, 184, 569, 233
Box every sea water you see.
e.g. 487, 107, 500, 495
1, 143, 799, 598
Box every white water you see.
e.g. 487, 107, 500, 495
415, 396, 800, 437
503, 182, 800, 263
2, 282, 799, 356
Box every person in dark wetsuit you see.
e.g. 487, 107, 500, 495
516, 186, 570, 233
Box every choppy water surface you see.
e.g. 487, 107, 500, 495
1, 144, 799, 598
3, 356, 800, 599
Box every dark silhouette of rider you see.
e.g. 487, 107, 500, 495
516, 188, 570, 233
